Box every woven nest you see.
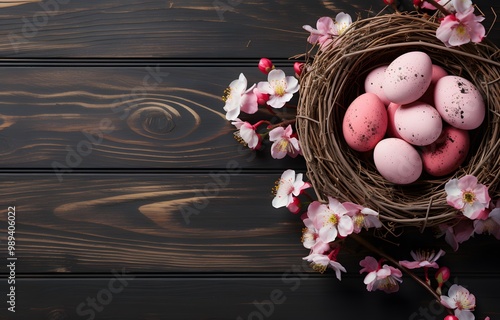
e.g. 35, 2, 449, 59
297, 12, 500, 230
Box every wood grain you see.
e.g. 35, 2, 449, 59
0, 0, 497, 58
0, 174, 499, 274
4, 277, 499, 319
0, 66, 303, 169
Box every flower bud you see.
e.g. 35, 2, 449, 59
435, 266, 451, 284
443, 316, 459, 320
293, 62, 304, 78
383, 0, 395, 4
253, 88, 270, 105
287, 196, 302, 214
413, 0, 422, 7
258, 58, 274, 75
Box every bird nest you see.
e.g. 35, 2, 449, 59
296, 12, 500, 230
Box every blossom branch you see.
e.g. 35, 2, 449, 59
350, 234, 445, 305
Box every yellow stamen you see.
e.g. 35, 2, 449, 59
222, 87, 231, 102
311, 263, 327, 274
271, 179, 280, 196
277, 139, 289, 152
353, 214, 364, 228
233, 131, 247, 147
328, 214, 338, 226
462, 191, 476, 204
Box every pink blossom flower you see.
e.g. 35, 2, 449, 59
301, 209, 330, 254
359, 256, 403, 293
399, 249, 445, 269
474, 201, 500, 239
257, 69, 299, 109
231, 119, 261, 149
302, 13, 352, 49
310, 197, 354, 243
303, 16, 335, 48
303, 252, 346, 279
445, 175, 491, 219
269, 125, 301, 159
303, 13, 352, 49
332, 12, 352, 36
439, 219, 475, 251
223, 73, 258, 120
272, 169, 311, 209
342, 202, 382, 233
258, 58, 274, 75
436, 8, 485, 47
441, 284, 476, 320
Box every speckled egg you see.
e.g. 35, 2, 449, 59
383, 51, 433, 105
394, 101, 443, 146
420, 64, 449, 105
421, 126, 470, 177
434, 75, 485, 130
364, 65, 391, 105
373, 138, 422, 184
386, 102, 403, 139
342, 93, 388, 152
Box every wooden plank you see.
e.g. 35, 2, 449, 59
0, 173, 499, 273
0, 66, 304, 170
3, 276, 498, 319
0, 0, 497, 58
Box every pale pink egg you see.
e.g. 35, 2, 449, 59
373, 138, 422, 184
434, 75, 485, 130
421, 126, 470, 177
364, 65, 391, 105
386, 102, 403, 139
383, 51, 433, 105
420, 64, 448, 105
394, 101, 442, 146
342, 93, 387, 152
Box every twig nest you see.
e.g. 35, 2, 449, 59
297, 12, 500, 229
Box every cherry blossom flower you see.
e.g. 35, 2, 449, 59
258, 58, 274, 75
452, 0, 473, 13
359, 256, 403, 293
440, 284, 476, 320
223, 73, 258, 120
309, 197, 354, 243
342, 202, 382, 233
303, 13, 352, 49
399, 249, 445, 269
257, 69, 299, 109
439, 219, 475, 251
445, 175, 491, 219
272, 169, 311, 209
269, 125, 301, 159
231, 119, 261, 149
303, 252, 346, 279
474, 201, 500, 239
301, 209, 330, 254
332, 12, 352, 36
436, 7, 485, 47
303, 16, 335, 48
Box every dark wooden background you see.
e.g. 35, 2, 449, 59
0, 0, 498, 319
